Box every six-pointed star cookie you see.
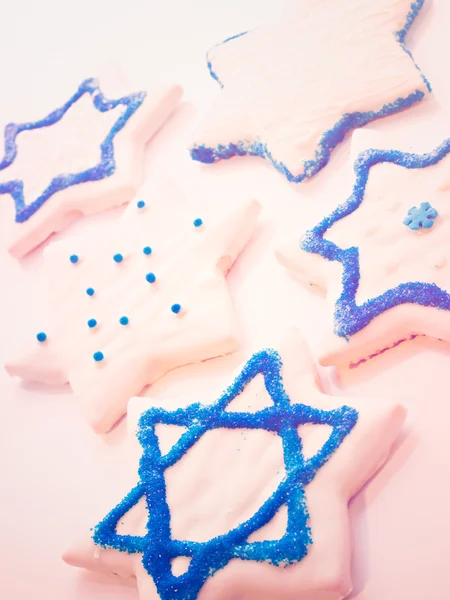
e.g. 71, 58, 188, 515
190, 0, 430, 183
277, 130, 450, 367
6, 179, 260, 433
63, 333, 406, 600
0, 77, 182, 257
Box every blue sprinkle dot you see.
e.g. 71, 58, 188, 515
137, 200, 145, 209
36, 332, 47, 343
171, 303, 181, 314
113, 253, 124, 263
146, 272, 156, 284
119, 316, 129, 326
143, 246, 152, 256
193, 218, 203, 228
93, 351, 104, 362
86, 287, 95, 296
87, 319, 97, 329
69, 254, 79, 264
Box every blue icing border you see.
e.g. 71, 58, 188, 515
207, 30, 249, 86
302, 137, 450, 339
0, 78, 146, 223
94, 348, 358, 600
191, 0, 430, 184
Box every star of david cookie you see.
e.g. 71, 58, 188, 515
277, 129, 450, 367
6, 179, 260, 433
63, 333, 406, 599
0, 77, 182, 257
190, 0, 430, 183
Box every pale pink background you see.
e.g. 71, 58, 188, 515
1, 0, 450, 598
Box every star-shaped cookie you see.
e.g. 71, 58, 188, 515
6, 179, 260, 433
277, 130, 450, 367
190, 0, 430, 183
63, 333, 406, 599
0, 77, 182, 257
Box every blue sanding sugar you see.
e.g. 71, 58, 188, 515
191, 0, 429, 184
302, 138, 450, 338
93, 348, 358, 599
0, 78, 146, 223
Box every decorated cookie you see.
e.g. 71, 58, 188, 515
277, 130, 450, 367
190, 0, 430, 183
0, 77, 182, 257
6, 180, 260, 432
63, 333, 406, 599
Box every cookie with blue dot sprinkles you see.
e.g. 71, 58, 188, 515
63, 333, 407, 600
5, 179, 261, 433
190, 0, 430, 184
1, 77, 182, 258
277, 128, 450, 367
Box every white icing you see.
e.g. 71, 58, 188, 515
3, 81, 182, 257
63, 333, 407, 600
277, 128, 450, 367
2, 95, 120, 203
193, 0, 428, 180
6, 180, 260, 433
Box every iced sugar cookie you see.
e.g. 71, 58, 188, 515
190, 0, 429, 183
64, 333, 406, 599
277, 130, 450, 367
6, 180, 260, 433
0, 77, 182, 257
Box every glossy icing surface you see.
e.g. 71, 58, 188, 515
277, 131, 450, 366
5, 179, 260, 432
2, 2, 450, 599
64, 334, 406, 599
191, 0, 429, 182
0, 78, 182, 257
0, 79, 145, 222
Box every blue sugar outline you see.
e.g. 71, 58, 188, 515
94, 348, 358, 600
0, 78, 146, 223
302, 138, 450, 339
207, 31, 249, 85
191, 0, 430, 184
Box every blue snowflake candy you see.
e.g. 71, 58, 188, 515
403, 202, 438, 230
301, 138, 450, 340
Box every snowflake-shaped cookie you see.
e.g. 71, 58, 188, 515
0, 77, 182, 257
6, 180, 260, 432
190, 0, 430, 183
63, 333, 406, 599
277, 132, 450, 367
